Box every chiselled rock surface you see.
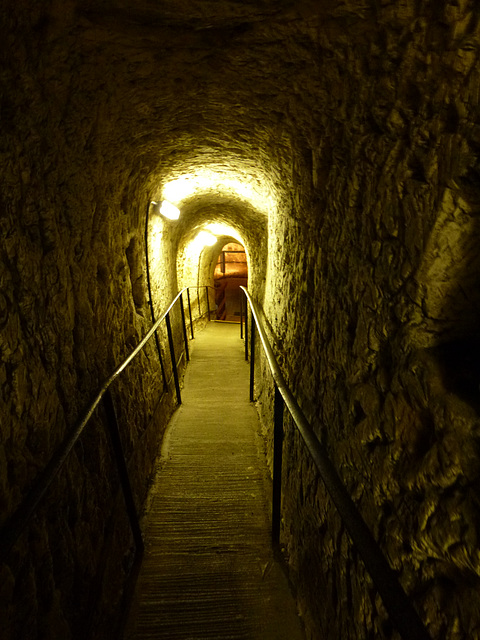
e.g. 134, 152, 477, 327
2, 0, 480, 639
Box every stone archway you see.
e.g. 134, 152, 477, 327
213, 242, 248, 321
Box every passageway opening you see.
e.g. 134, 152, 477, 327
213, 242, 248, 322
148, 163, 273, 316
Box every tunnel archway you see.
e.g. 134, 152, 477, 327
213, 241, 248, 322
146, 176, 269, 326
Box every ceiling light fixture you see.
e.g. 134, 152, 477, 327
154, 200, 180, 220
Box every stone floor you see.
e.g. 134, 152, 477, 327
124, 322, 304, 640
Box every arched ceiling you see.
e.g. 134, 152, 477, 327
170, 198, 266, 246
159, 165, 275, 254
5, 0, 380, 240
27, 0, 330, 227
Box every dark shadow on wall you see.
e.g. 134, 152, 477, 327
417, 182, 480, 410
430, 338, 480, 409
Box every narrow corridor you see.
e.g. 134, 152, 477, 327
5, 3, 480, 637
124, 322, 303, 640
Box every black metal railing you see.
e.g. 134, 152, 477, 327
240, 287, 431, 640
0, 285, 215, 565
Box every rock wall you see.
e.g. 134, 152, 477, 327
0, 7, 179, 639
258, 3, 480, 639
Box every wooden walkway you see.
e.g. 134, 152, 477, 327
124, 322, 304, 640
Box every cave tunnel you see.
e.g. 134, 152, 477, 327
2, 1, 480, 639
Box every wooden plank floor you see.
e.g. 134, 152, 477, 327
124, 322, 304, 640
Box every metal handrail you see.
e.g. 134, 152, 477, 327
0, 285, 213, 564
240, 287, 431, 640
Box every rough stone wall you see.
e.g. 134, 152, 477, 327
260, 3, 480, 639
0, 6, 177, 639
145, 206, 185, 392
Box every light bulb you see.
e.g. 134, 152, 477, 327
160, 200, 180, 220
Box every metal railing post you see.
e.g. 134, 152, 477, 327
187, 288, 194, 339
197, 286, 201, 318
205, 286, 210, 321
165, 311, 182, 404
245, 300, 249, 361
156, 332, 168, 393
179, 293, 190, 362
103, 389, 144, 553
240, 293, 244, 339
272, 384, 284, 545
249, 313, 255, 402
